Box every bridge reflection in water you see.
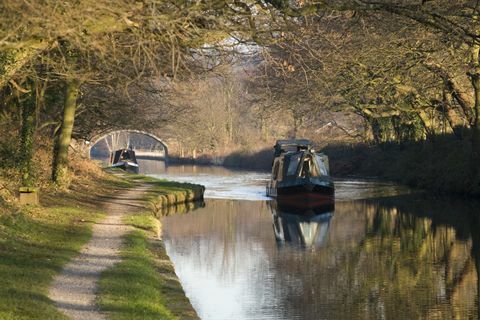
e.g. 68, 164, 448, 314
162, 194, 480, 320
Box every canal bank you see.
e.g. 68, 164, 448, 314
0, 166, 203, 320
96, 172, 204, 320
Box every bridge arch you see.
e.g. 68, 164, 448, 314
88, 130, 168, 160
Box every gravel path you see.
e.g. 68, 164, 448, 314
49, 185, 149, 320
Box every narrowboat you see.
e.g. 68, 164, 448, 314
110, 148, 140, 173
266, 139, 334, 209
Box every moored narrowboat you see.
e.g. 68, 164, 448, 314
266, 139, 334, 210
110, 148, 140, 173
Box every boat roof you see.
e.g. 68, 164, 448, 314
275, 139, 313, 148
274, 139, 313, 157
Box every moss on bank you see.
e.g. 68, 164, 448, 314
115, 173, 205, 216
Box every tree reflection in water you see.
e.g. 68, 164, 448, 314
162, 195, 480, 320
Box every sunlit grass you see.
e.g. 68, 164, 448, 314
99, 212, 199, 320
0, 168, 201, 320
0, 170, 131, 319
98, 172, 202, 319
0, 205, 104, 320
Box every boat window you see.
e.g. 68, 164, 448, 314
300, 156, 320, 178
277, 160, 284, 181
287, 154, 302, 176
315, 155, 329, 176
272, 161, 280, 180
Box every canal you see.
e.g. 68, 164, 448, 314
139, 159, 480, 320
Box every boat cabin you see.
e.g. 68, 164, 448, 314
267, 139, 333, 200
111, 149, 138, 165
271, 144, 330, 182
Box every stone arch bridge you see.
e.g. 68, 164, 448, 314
88, 130, 168, 161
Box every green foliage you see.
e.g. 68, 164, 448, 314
19, 87, 37, 187
0, 49, 19, 75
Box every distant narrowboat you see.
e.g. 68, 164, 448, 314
110, 149, 140, 173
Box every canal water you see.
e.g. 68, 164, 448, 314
140, 160, 480, 320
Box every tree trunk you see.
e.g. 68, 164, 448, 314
19, 88, 37, 187
368, 117, 384, 144
416, 110, 435, 141
441, 89, 463, 138
52, 79, 80, 185
469, 42, 480, 146
292, 110, 301, 139
426, 62, 473, 126
472, 74, 480, 131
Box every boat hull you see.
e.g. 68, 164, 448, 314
268, 182, 334, 212
110, 161, 139, 174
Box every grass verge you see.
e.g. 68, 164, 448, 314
0, 170, 132, 319
98, 211, 199, 320
0, 166, 202, 320
98, 172, 202, 319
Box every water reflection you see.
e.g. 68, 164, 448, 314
163, 195, 480, 320
153, 199, 205, 218
137, 158, 166, 174
269, 200, 334, 248
148, 163, 270, 200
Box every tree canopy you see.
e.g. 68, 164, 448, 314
2, 0, 480, 188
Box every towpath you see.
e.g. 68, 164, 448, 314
48, 184, 150, 320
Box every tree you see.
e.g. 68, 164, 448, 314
0, 0, 275, 185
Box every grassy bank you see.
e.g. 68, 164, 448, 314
98, 173, 203, 320
321, 134, 480, 196
0, 165, 129, 320
0, 206, 103, 320
0, 162, 203, 319
98, 212, 199, 320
